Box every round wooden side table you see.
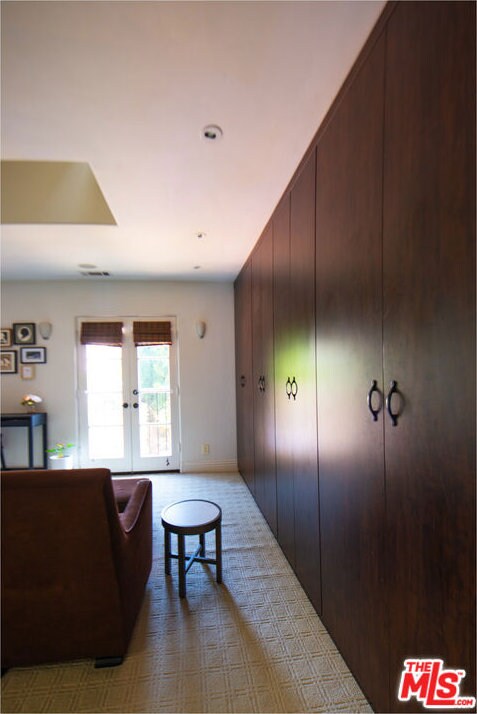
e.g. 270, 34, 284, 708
161, 499, 222, 598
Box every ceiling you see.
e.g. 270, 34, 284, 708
1, 0, 386, 282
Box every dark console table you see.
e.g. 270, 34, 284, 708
1, 413, 48, 469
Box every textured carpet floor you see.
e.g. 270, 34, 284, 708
1, 471, 372, 713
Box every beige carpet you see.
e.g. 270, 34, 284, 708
1, 471, 372, 713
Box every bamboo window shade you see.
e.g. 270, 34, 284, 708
133, 321, 172, 346
80, 321, 123, 346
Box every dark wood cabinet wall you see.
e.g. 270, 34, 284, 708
251, 224, 277, 535
383, 4, 475, 709
234, 2, 475, 712
274, 150, 321, 613
234, 260, 254, 494
315, 27, 388, 710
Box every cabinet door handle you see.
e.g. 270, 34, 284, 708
258, 376, 265, 393
122, 402, 129, 409
133, 402, 139, 409
290, 377, 298, 400
386, 380, 401, 426
367, 380, 381, 421
285, 377, 292, 399
240, 375, 246, 388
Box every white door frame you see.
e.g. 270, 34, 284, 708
76, 316, 181, 473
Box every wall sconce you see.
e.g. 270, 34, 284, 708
38, 321, 53, 340
195, 321, 206, 339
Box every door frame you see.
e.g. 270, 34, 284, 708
76, 315, 181, 473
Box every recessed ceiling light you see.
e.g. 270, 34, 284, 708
196, 232, 206, 239
202, 125, 223, 141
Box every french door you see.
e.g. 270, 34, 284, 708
77, 317, 180, 472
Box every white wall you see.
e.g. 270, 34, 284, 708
1, 280, 237, 472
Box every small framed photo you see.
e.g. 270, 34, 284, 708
20, 346, 46, 364
0, 328, 12, 347
0, 350, 18, 373
21, 364, 35, 380
13, 323, 36, 345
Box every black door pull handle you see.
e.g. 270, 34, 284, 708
240, 375, 246, 388
285, 377, 292, 399
122, 402, 129, 409
290, 377, 298, 400
367, 380, 381, 421
386, 380, 401, 426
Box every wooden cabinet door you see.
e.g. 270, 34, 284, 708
234, 260, 255, 493
252, 224, 277, 534
289, 151, 320, 612
315, 33, 388, 712
383, 2, 476, 707
273, 194, 294, 565
274, 152, 320, 613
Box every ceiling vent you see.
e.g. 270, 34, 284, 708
79, 270, 111, 277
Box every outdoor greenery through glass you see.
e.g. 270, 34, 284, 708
137, 345, 172, 457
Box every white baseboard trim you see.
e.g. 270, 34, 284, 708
181, 460, 238, 474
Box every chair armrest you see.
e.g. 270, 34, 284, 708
111, 478, 153, 643
118, 479, 151, 533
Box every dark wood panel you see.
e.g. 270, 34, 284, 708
289, 151, 320, 613
315, 32, 388, 712
252, 224, 277, 534
273, 194, 294, 565
383, 2, 476, 709
234, 261, 255, 493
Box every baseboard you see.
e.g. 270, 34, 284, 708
181, 460, 238, 474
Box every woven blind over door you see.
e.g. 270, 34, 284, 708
80, 321, 124, 346
133, 321, 172, 346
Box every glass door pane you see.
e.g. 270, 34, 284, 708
132, 344, 177, 469
85, 345, 125, 459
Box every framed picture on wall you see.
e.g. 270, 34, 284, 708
20, 364, 35, 380
0, 328, 12, 347
20, 346, 46, 364
13, 323, 36, 345
0, 350, 18, 373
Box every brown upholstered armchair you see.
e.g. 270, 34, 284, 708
1, 468, 152, 669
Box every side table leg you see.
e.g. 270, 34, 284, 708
164, 528, 171, 575
178, 534, 186, 598
28, 422, 34, 469
42, 419, 48, 469
1, 433, 6, 470
199, 533, 206, 557
215, 522, 222, 584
